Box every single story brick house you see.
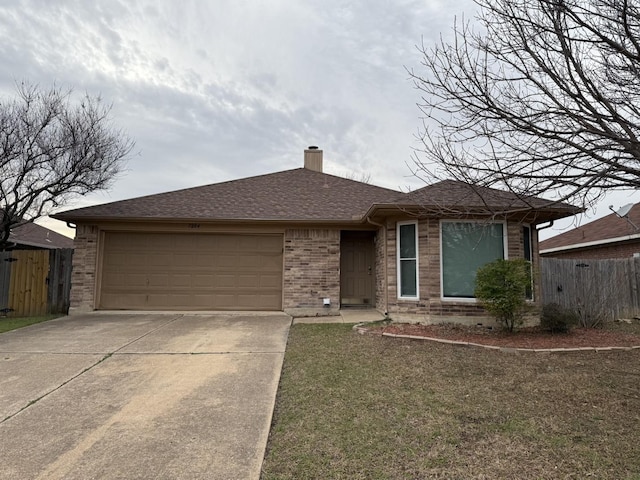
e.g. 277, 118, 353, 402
540, 203, 640, 259
53, 148, 578, 322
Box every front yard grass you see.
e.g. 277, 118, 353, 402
0, 314, 63, 334
261, 324, 640, 479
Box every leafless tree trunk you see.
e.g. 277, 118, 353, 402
409, 0, 640, 210
0, 82, 133, 250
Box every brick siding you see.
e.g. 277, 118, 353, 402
384, 219, 539, 321
68, 218, 540, 321
283, 228, 340, 314
69, 224, 99, 313
374, 225, 386, 312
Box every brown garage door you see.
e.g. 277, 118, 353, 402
99, 232, 283, 310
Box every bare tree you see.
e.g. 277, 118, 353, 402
343, 170, 372, 184
0, 82, 133, 250
409, 0, 640, 210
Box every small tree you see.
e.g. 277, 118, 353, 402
475, 258, 532, 332
0, 82, 134, 250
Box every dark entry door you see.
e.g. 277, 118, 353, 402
340, 231, 375, 306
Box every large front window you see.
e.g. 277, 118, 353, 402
397, 221, 419, 299
441, 221, 506, 298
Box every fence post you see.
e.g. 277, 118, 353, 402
0, 252, 14, 314
47, 248, 73, 314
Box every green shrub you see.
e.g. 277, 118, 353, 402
474, 258, 532, 332
540, 303, 579, 333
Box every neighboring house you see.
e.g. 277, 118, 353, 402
53, 147, 578, 322
540, 203, 640, 259
5, 222, 74, 251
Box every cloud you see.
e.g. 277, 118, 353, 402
1, 0, 483, 237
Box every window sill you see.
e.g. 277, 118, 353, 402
441, 297, 478, 303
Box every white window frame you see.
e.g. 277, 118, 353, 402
397, 220, 419, 300
439, 220, 508, 302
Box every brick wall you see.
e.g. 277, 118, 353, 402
283, 228, 340, 315
374, 225, 386, 312
384, 219, 538, 321
386, 218, 433, 315
69, 224, 99, 313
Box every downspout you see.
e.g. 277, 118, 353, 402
366, 215, 388, 317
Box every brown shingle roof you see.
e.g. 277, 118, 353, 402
53, 172, 580, 225
540, 203, 640, 251
369, 180, 580, 222
10, 222, 74, 249
402, 180, 573, 209
53, 168, 401, 223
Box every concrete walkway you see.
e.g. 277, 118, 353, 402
0, 313, 291, 480
293, 308, 386, 324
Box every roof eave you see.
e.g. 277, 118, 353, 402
364, 203, 581, 222
52, 215, 371, 226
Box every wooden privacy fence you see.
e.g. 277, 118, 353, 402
540, 257, 640, 322
0, 249, 73, 317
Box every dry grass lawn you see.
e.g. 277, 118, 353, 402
261, 324, 640, 479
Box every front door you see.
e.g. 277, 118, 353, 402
340, 231, 375, 306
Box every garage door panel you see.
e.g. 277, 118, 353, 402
190, 275, 212, 288
237, 275, 259, 288
214, 274, 237, 288
216, 256, 240, 268
262, 255, 284, 269
121, 273, 148, 288
100, 233, 283, 310
237, 294, 281, 310
148, 274, 169, 287
170, 276, 191, 288
100, 293, 148, 309
259, 274, 282, 288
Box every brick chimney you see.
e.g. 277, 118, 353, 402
304, 146, 323, 172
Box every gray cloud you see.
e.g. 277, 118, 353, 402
13, 0, 628, 240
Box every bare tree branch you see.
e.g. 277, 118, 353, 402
409, 0, 640, 211
0, 82, 134, 249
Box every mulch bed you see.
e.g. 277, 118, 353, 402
365, 322, 640, 349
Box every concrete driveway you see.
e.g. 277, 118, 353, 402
0, 312, 291, 480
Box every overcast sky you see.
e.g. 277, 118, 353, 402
1, 0, 639, 240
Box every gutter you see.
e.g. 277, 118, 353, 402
49, 216, 372, 226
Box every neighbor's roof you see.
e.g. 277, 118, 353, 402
53, 170, 580, 225
53, 168, 401, 223
540, 203, 640, 252
10, 222, 74, 249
